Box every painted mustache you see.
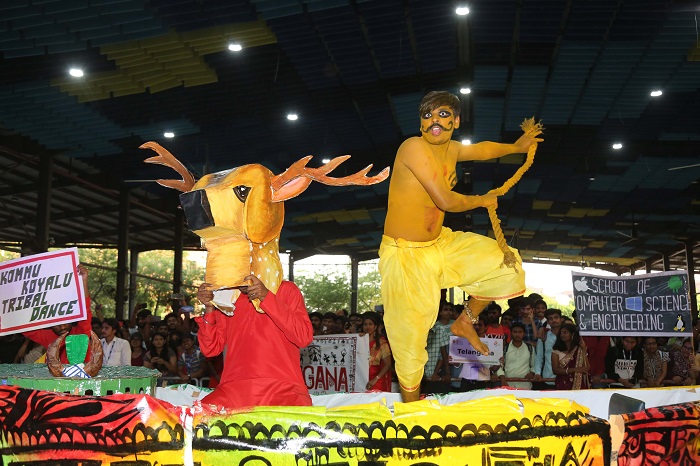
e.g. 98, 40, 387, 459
422, 123, 452, 133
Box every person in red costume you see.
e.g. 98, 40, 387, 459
23, 264, 94, 363
196, 274, 314, 409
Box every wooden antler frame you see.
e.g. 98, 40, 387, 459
271, 155, 390, 202
140, 142, 196, 192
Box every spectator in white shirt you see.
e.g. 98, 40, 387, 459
497, 322, 536, 389
101, 318, 132, 366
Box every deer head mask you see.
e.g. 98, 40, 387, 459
140, 142, 389, 313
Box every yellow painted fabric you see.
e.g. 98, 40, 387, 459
379, 227, 525, 391
192, 395, 607, 465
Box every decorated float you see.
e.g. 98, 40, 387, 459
1, 141, 698, 465
1, 375, 700, 465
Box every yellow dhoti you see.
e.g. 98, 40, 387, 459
378, 227, 525, 392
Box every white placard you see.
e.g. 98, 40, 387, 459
300, 333, 370, 395
0, 248, 87, 336
448, 336, 502, 366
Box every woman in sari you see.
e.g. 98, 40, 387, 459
362, 312, 393, 392
552, 323, 589, 390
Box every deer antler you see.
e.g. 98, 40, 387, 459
271, 155, 390, 202
140, 142, 196, 192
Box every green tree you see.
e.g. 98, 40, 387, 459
79, 248, 118, 316
293, 263, 382, 314
0, 250, 19, 262
357, 268, 382, 313
294, 273, 351, 313
77, 248, 205, 318
134, 250, 205, 317
539, 293, 575, 317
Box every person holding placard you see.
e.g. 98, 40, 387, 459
459, 315, 495, 391
23, 265, 95, 365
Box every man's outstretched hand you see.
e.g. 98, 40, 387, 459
513, 123, 544, 153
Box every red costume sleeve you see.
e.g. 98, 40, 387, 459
195, 309, 223, 357
258, 281, 313, 348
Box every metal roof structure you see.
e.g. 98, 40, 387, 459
0, 0, 699, 280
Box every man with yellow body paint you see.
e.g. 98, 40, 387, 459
379, 91, 543, 402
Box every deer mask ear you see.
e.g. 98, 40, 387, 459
271, 177, 312, 202
270, 155, 315, 202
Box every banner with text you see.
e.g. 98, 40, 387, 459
0, 248, 87, 336
300, 333, 370, 395
448, 336, 503, 365
573, 270, 691, 337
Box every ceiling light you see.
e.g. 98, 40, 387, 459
650, 90, 663, 97
228, 43, 242, 52
459, 87, 471, 95
589, 176, 596, 181
455, 6, 470, 15
612, 143, 623, 150
461, 138, 471, 145
287, 113, 298, 121
321, 158, 331, 164
164, 132, 175, 138
69, 68, 84, 77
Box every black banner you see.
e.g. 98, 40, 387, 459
573, 271, 691, 336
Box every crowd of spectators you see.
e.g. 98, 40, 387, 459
1, 287, 697, 395
412, 294, 700, 395
123, 296, 221, 387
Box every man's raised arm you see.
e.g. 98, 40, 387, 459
457, 129, 543, 162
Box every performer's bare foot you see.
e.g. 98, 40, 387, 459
400, 386, 420, 403
451, 306, 489, 356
